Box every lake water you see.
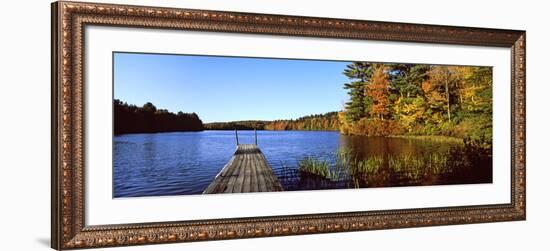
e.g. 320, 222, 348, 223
113, 130, 492, 197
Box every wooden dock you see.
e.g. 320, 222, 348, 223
203, 144, 283, 194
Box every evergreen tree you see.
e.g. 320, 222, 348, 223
391, 64, 429, 99
343, 62, 374, 122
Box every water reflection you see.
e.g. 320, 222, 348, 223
278, 135, 492, 191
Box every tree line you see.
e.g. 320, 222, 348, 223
204, 112, 339, 131
264, 112, 339, 131
339, 63, 492, 148
204, 121, 267, 130
114, 99, 204, 135
114, 98, 338, 134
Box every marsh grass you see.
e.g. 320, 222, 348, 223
350, 156, 384, 177
387, 152, 451, 180
298, 147, 456, 185
298, 157, 337, 180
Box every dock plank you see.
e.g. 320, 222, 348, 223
222, 152, 243, 193
204, 154, 236, 193
249, 153, 259, 192
204, 144, 283, 194
231, 145, 248, 193
242, 149, 253, 193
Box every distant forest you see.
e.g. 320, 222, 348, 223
204, 112, 339, 131
114, 99, 204, 135
265, 112, 339, 131
204, 121, 267, 130
114, 100, 337, 134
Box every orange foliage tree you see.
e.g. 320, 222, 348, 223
365, 66, 391, 120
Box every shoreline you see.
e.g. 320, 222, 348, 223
387, 135, 464, 144
115, 130, 464, 143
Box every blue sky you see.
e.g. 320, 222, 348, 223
114, 52, 350, 123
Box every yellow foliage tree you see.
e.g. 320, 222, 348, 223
394, 96, 426, 132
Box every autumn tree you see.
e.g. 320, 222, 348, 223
424, 66, 462, 123
457, 66, 493, 148
394, 96, 426, 132
460, 67, 493, 114
365, 65, 392, 120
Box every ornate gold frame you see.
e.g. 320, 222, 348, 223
51, 1, 526, 249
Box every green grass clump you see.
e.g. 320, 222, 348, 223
387, 152, 450, 181
426, 153, 449, 174
336, 148, 353, 168
298, 157, 335, 179
350, 156, 383, 177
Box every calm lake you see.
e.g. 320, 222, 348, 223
113, 130, 492, 197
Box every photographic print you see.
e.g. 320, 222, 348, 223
113, 53, 493, 198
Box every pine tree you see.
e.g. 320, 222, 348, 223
343, 62, 374, 122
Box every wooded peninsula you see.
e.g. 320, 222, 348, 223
114, 99, 204, 134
